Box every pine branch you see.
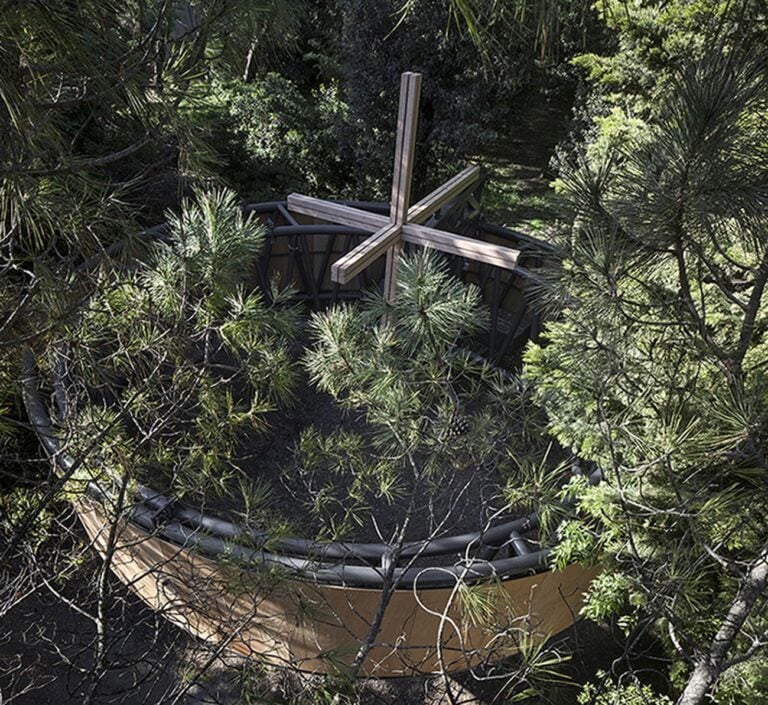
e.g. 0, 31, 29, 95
678, 540, 768, 705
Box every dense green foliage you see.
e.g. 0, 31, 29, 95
61, 189, 298, 502
188, 0, 598, 201
563, 0, 768, 164
2, 1, 768, 703
338, 0, 534, 196
573, 0, 768, 113
297, 250, 554, 539
527, 43, 768, 705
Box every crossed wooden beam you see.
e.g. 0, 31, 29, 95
287, 72, 520, 303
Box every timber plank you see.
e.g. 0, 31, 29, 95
407, 166, 481, 225
385, 72, 422, 303
400, 222, 520, 271
287, 194, 520, 274
332, 224, 402, 284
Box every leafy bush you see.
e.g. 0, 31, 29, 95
562, 0, 768, 165
181, 74, 356, 199
228, 74, 352, 196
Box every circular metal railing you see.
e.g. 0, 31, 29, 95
23, 199, 592, 591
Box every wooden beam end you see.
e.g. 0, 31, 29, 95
330, 262, 347, 285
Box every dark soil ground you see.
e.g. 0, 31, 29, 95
217, 368, 510, 545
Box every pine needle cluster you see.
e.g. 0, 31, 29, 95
59, 188, 298, 504
291, 249, 556, 541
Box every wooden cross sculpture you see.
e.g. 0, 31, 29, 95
287, 72, 520, 305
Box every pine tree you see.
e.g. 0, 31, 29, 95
526, 50, 768, 705
301, 248, 556, 671
61, 187, 299, 503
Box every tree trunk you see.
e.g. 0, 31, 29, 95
243, 41, 257, 83
677, 540, 768, 705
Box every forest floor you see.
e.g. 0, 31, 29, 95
477, 77, 574, 236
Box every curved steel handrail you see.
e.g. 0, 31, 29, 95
23, 355, 549, 588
